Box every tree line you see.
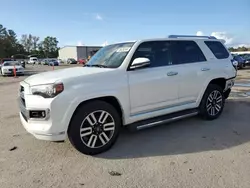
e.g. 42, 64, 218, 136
1, 23, 250, 58
228, 46, 250, 52
0, 24, 59, 59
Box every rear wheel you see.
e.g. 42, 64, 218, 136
68, 100, 121, 155
199, 84, 225, 120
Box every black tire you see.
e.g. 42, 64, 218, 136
199, 84, 225, 120
68, 100, 121, 155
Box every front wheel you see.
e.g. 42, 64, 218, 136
199, 84, 225, 120
68, 101, 121, 155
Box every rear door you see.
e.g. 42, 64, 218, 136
169, 40, 209, 103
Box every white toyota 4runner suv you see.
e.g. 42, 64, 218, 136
19, 35, 237, 155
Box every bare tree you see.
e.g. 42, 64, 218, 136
32, 36, 39, 50
20, 34, 33, 53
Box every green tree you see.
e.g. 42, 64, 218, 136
0, 24, 22, 57
40, 36, 59, 58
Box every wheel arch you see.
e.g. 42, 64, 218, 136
67, 96, 125, 133
197, 77, 227, 106
208, 78, 226, 90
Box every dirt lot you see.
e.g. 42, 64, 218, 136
0, 65, 250, 188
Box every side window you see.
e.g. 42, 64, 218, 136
204, 41, 229, 59
131, 41, 171, 68
170, 41, 207, 65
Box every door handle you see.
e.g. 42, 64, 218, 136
167, 71, 178, 76
201, 67, 210, 71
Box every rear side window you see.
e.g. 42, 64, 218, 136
204, 41, 229, 59
170, 41, 206, 65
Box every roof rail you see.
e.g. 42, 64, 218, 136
168, 35, 217, 39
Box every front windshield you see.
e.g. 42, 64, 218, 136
4, 62, 20, 66
86, 42, 135, 68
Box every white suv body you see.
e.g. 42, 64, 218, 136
19, 35, 237, 155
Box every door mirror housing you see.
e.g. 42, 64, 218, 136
130, 58, 150, 70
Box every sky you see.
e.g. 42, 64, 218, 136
1, 0, 250, 47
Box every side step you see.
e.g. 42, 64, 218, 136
127, 108, 199, 131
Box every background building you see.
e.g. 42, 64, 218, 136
58, 45, 102, 61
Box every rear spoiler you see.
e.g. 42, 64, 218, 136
219, 39, 226, 44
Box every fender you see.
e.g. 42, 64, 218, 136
60, 90, 130, 132
196, 74, 228, 106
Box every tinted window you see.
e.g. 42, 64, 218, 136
170, 41, 206, 64
131, 41, 171, 68
204, 41, 229, 59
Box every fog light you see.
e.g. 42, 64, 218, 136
29, 110, 46, 118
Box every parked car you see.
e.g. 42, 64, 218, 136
78, 58, 86, 64
0, 58, 13, 68
57, 59, 64, 64
41, 59, 49, 65
19, 35, 236, 155
67, 58, 77, 64
28, 57, 38, 65
48, 59, 59, 66
1, 61, 24, 76
20, 60, 26, 68
233, 55, 246, 69
242, 54, 250, 66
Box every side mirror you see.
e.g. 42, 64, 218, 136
130, 58, 150, 70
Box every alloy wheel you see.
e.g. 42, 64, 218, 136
206, 90, 223, 116
80, 110, 115, 148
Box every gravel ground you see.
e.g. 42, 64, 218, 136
0, 65, 250, 188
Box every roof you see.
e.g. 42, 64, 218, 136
59, 45, 102, 50
100, 35, 225, 46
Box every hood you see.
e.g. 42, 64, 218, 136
2, 65, 23, 69
24, 67, 113, 86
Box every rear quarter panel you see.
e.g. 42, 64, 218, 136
195, 40, 236, 106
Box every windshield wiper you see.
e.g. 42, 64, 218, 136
84, 64, 108, 68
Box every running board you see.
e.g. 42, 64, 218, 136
127, 109, 199, 131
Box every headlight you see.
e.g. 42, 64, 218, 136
30, 83, 64, 98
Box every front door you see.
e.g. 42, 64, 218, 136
127, 41, 179, 116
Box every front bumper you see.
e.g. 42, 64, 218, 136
20, 112, 66, 141
2, 71, 24, 75
18, 82, 68, 141
224, 78, 235, 92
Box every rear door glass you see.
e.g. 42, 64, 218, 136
170, 41, 207, 65
204, 41, 229, 59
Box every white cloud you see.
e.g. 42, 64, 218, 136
102, 41, 108, 46
77, 41, 84, 46
196, 31, 204, 36
195, 31, 237, 46
210, 32, 234, 45
95, 14, 103, 20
